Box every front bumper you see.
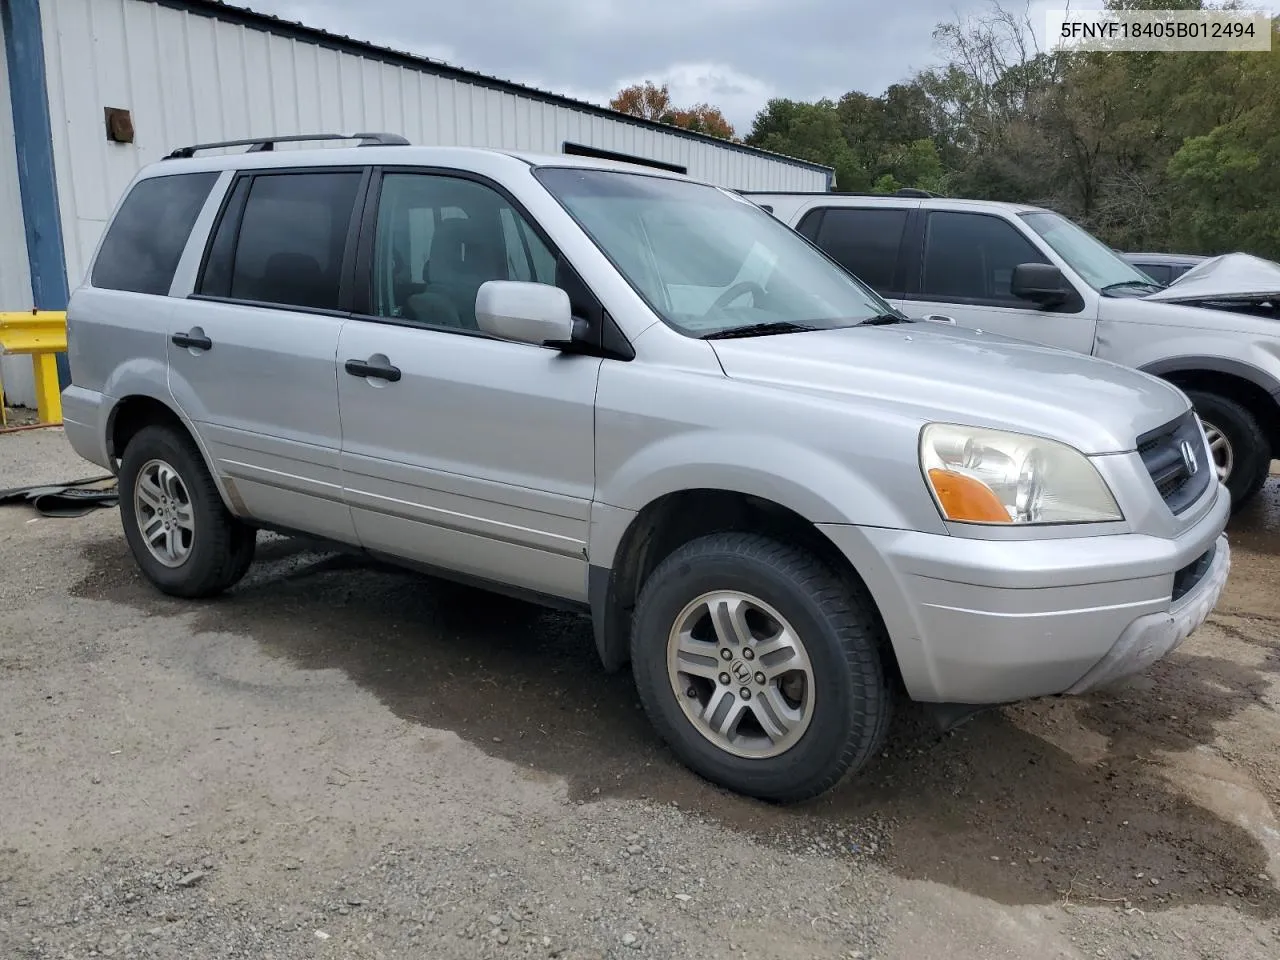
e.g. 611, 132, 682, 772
1066, 535, 1229, 694
818, 481, 1231, 704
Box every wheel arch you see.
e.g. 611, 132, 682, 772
1140, 356, 1280, 454
106, 394, 244, 517
587, 488, 901, 689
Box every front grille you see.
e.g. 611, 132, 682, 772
1136, 410, 1212, 515
1172, 545, 1214, 602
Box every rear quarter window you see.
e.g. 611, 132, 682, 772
91, 172, 220, 295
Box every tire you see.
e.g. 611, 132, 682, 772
629, 532, 892, 804
118, 424, 256, 598
1184, 390, 1271, 511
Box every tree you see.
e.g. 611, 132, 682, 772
874, 139, 951, 195
1166, 22, 1280, 257
746, 98, 869, 190
610, 82, 735, 140
707, 0, 1278, 258
610, 82, 673, 122
668, 104, 735, 140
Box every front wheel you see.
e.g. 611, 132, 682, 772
629, 533, 892, 803
1185, 390, 1271, 511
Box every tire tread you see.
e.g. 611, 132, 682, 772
630, 532, 893, 803
1186, 389, 1271, 510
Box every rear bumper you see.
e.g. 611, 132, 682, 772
819, 481, 1231, 704
60, 385, 114, 471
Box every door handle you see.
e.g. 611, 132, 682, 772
344, 358, 402, 382
923, 314, 956, 324
171, 331, 212, 349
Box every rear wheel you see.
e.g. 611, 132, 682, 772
630, 532, 892, 803
1184, 389, 1271, 511
118, 424, 256, 597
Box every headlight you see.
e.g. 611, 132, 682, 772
920, 423, 1123, 525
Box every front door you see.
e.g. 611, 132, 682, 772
169, 168, 367, 543
336, 170, 601, 602
900, 209, 1098, 355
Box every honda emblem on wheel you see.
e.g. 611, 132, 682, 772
1179, 439, 1199, 475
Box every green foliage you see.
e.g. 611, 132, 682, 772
745, 98, 870, 191
1166, 39, 1280, 255
744, 1, 1280, 258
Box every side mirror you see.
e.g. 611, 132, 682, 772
475, 280, 574, 346
1010, 263, 1070, 307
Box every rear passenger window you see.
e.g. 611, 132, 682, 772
92, 172, 218, 295
810, 207, 909, 294
1139, 264, 1172, 284
198, 171, 362, 311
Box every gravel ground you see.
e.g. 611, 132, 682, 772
2, 428, 1279, 959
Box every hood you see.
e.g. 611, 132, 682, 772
708, 322, 1190, 455
1143, 252, 1280, 304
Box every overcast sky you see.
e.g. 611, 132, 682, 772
232, 0, 1268, 134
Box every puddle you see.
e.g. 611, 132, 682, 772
71, 484, 1280, 917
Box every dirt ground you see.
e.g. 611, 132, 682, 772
2, 427, 1278, 960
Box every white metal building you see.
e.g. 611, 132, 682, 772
0, 0, 833, 405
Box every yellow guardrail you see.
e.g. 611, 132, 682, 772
0, 310, 67, 427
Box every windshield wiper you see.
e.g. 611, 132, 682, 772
858, 312, 913, 325
701, 321, 819, 340
1101, 280, 1164, 294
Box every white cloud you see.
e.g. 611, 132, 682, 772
230, 0, 1080, 138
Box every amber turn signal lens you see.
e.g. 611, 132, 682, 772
927, 468, 1011, 523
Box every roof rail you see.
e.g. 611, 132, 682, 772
738, 187, 946, 199
163, 132, 410, 160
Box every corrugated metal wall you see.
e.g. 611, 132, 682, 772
39, 0, 828, 290
0, 13, 36, 406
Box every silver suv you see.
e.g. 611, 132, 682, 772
748, 191, 1280, 511
61, 134, 1231, 803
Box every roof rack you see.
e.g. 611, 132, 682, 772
737, 187, 946, 198
163, 132, 410, 160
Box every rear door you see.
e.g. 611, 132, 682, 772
170, 166, 369, 543
901, 210, 1098, 353
335, 168, 602, 602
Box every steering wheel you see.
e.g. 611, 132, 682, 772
709, 280, 767, 312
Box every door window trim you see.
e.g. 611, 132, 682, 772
348, 165, 634, 360
904, 209, 1086, 314
188, 164, 373, 317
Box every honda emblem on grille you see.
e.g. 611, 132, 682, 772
1179, 439, 1198, 475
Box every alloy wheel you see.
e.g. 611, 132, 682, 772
1202, 420, 1234, 482
666, 590, 815, 759
133, 458, 196, 567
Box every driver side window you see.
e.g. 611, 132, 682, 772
919, 211, 1051, 307
371, 173, 560, 331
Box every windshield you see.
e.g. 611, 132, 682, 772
533, 167, 898, 337
1020, 210, 1159, 293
